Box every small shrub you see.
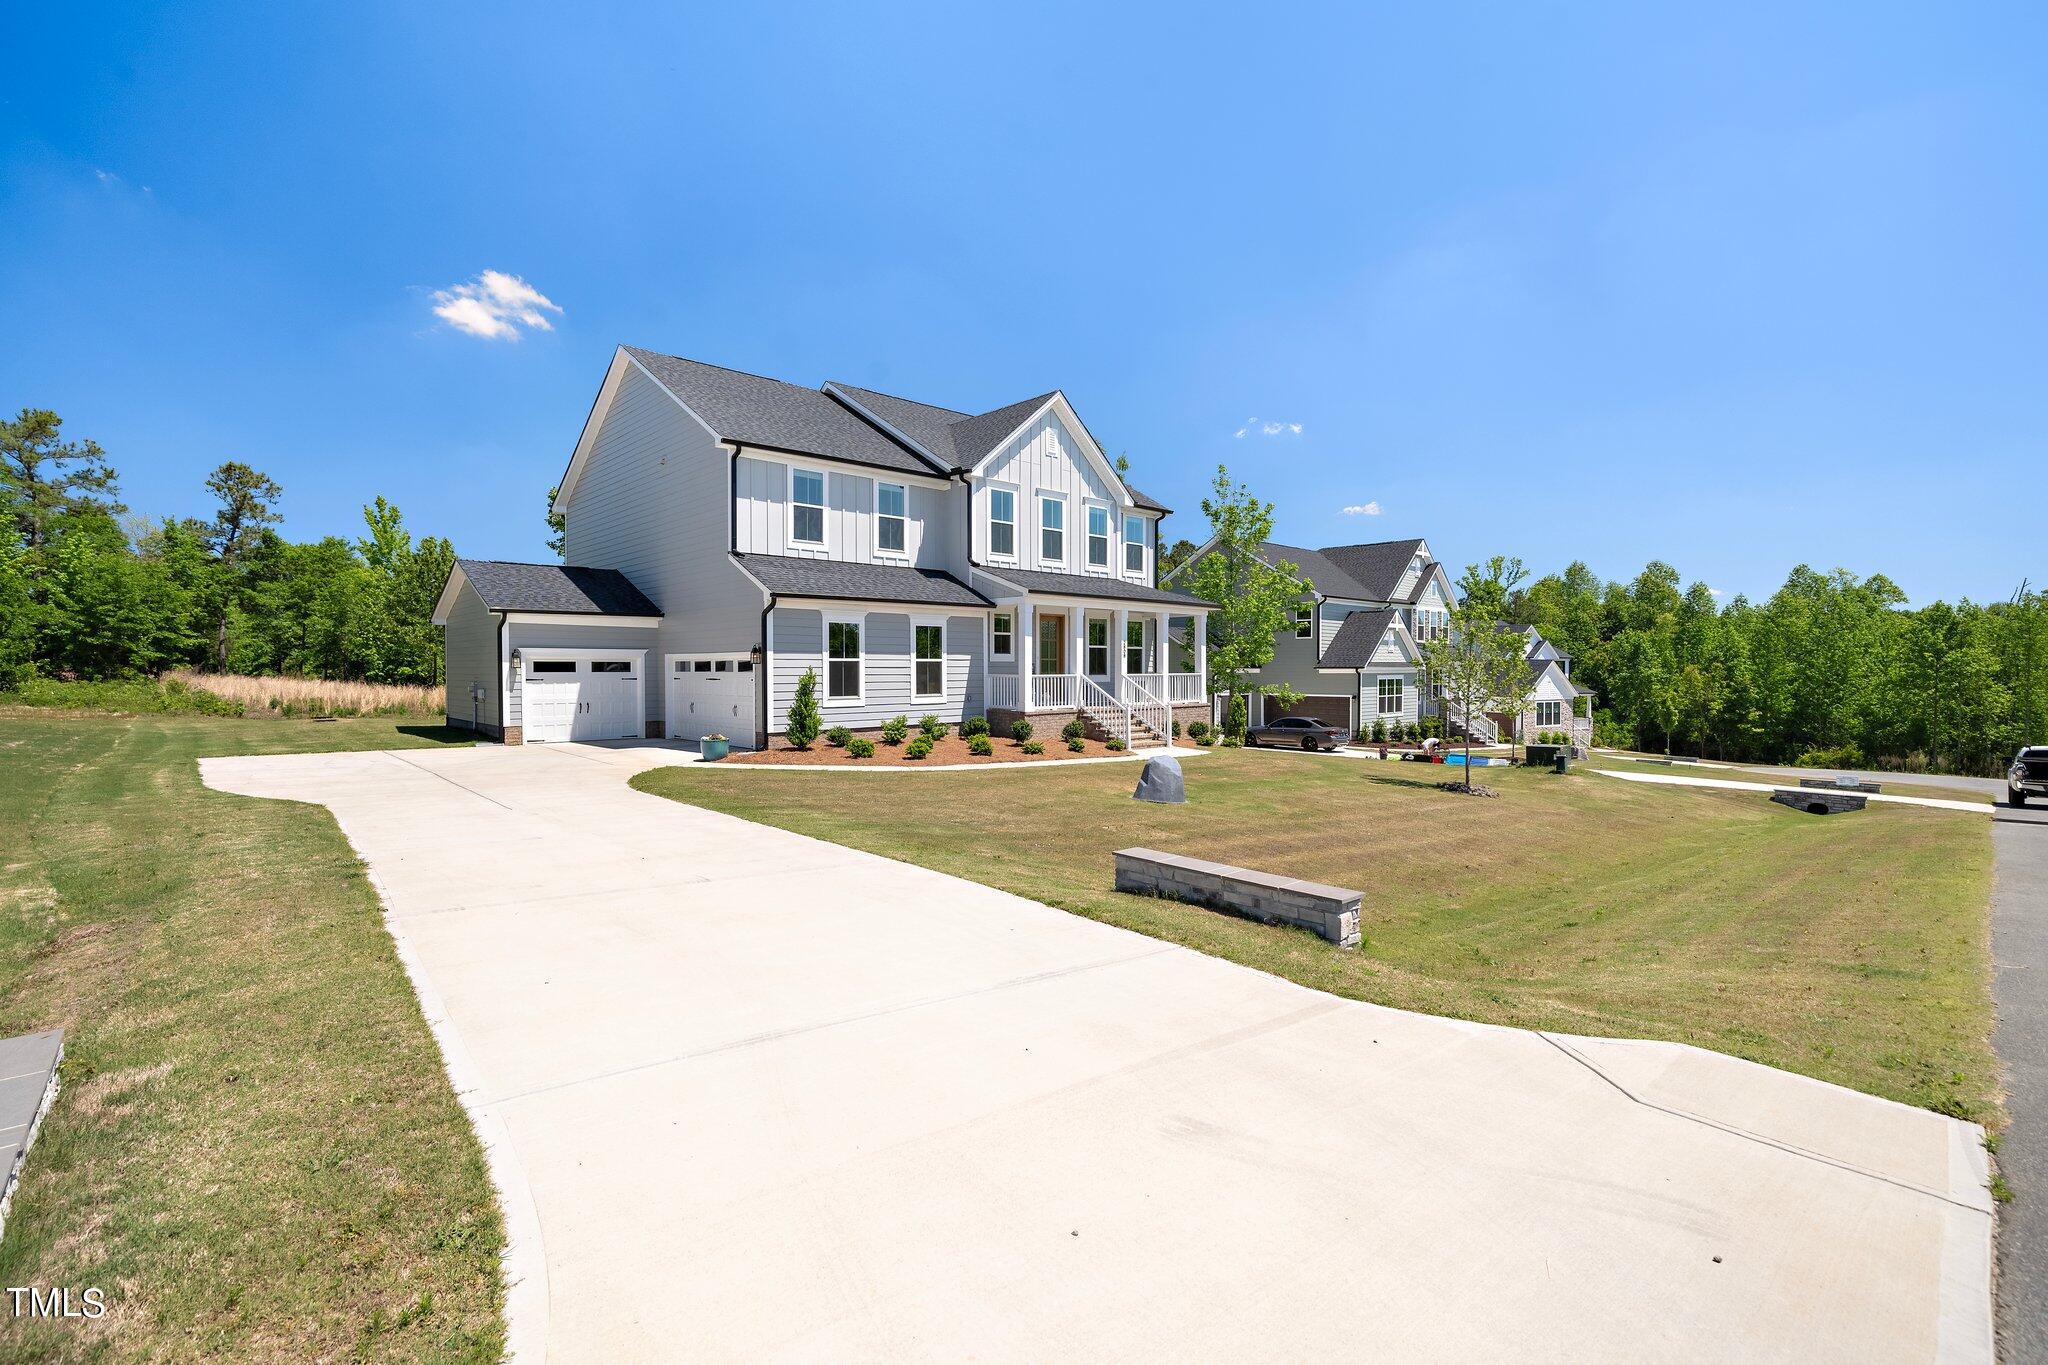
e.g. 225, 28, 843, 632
1402, 722, 1421, 743
919, 714, 949, 740
1171, 719, 1181, 738
1220, 734, 1242, 748
1225, 694, 1248, 740
825, 725, 854, 748
1021, 740, 1045, 755
1195, 733, 1216, 747
1105, 737, 1126, 752
845, 736, 875, 758
1187, 720, 1211, 741
961, 715, 990, 738
1061, 718, 1087, 742
1010, 719, 1034, 742
966, 734, 994, 756
1369, 719, 1386, 743
786, 669, 821, 749
1066, 736, 1086, 753
905, 736, 933, 760
881, 715, 909, 745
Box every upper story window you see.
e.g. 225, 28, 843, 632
1039, 496, 1065, 564
989, 489, 1016, 559
875, 482, 907, 557
1086, 504, 1111, 569
1295, 606, 1314, 638
791, 468, 826, 547
1123, 514, 1145, 574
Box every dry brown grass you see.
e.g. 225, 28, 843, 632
167, 670, 443, 718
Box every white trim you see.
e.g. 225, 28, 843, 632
740, 444, 951, 491
554, 348, 723, 517
820, 382, 951, 471
911, 615, 947, 701
1082, 499, 1114, 574
991, 608, 1016, 660
501, 611, 663, 628
517, 646, 648, 668
985, 482, 1020, 564
1157, 531, 1222, 587
788, 464, 829, 551
1121, 511, 1149, 581
430, 563, 470, 626
1037, 493, 1068, 569
873, 479, 910, 560
771, 595, 991, 615
965, 393, 1135, 509
823, 611, 866, 708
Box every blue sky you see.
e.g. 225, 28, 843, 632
5, 3, 2042, 605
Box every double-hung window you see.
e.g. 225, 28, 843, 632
1086, 504, 1111, 569
791, 468, 826, 548
914, 622, 945, 699
991, 611, 1013, 658
1085, 618, 1110, 676
1126, 619, 1146, 675
875, 482, 907, 557
1534, 700, 1563, 728
988, 489, 1016, 558
826, 618, 862, 702
1039, 496, 1064, 564
1379, 676, 1404, 714
1123, 514, 1145, 574
1295, 606, 1314, 638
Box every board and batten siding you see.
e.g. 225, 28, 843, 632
733, 455, 950, 568
768, 607, 985, 733
969, 410, 1155, 584
442, 578, 501, 733
561, 362, 764, 728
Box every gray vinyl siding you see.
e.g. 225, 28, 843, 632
1255, 603, 1340, 696
1359, 669, 1421, 728
561, 362, 763, 726
442, 579, 500, 732
768, 607, 985, 732
733, 455, 949, 568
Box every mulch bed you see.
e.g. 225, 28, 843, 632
723, 732, 1139, 767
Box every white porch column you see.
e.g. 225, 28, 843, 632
1018, 600, 1035, 711
1195, 611, 1209, 697
1071, 605, 1086, 688
1113, 606, 1128, 690
1155, 610, 1169, 678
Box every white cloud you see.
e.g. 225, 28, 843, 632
431, 270, 561, 340
1234, 417, 1303, 438
1340, 502, 1383, 517
1707, 587, 1726, 598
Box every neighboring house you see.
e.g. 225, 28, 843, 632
432, 346, 1213, 747
1166, 537, 1457, 737
1494, 624, 1596, 753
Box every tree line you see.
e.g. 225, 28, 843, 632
1486, 557, 2047, 775
0, 408, 451, 691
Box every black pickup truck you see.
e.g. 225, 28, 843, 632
2011, 747, 2048, 806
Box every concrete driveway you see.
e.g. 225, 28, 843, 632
201, 741, 1993, 1364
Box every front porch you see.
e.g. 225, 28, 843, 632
982, 595, 1210, 747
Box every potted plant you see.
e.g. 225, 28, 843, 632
700, 732, 730, 762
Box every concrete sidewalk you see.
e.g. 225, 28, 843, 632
201, 740, 1994, 1363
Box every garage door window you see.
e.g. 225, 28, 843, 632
827, 619, 862, 702
591, 660, 632, 674
531, 660, 574, 674
914, 624, 944, 699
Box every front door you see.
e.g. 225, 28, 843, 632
1037, 613, 1066, 675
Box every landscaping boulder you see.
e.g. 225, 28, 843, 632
1133, 754, 1186, 804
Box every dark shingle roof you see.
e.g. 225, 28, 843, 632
1260, 538, 1427, 603
625, 348, 943, 477
455, 560, 661, 616
973, 565, 1211, 607
733, 553, 991, 608
1316, 607, 1400, 669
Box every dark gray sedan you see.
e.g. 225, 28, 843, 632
1246, 715, 1350, 751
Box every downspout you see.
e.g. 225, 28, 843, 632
494, 611, 508, 740
758, 593, 775, 750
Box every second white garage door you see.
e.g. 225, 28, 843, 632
667, 655, 757, 745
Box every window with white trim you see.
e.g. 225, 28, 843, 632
914, 622, 944, 698
826, 618, 862, 701
1123, 514, 1145, 574
791, 468, 826, 547
1126, 619, 1146, 675
1295, 606, 1314, 638
1378, 676, 1404, 714
1085, 618, 1110, 675
1534, 700, 1563, 728
989, 488, 1016, 558
991, 611, 1013, 658
1039, 496, 1065, 564
875, 481, 907, 557
1086, 504, 1111, 569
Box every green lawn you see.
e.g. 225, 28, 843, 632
0, 709, 503, 1364
636, 746, 1999, 1123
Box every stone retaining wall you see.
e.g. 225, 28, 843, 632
1799, 776, 1882, 794
1772, 788, 1869, 815
1113, 847, 1361, 947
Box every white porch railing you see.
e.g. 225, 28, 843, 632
1125, 673, 1205, 704
989, 670, 1202, 731
1117, 676, 1171, 745
987, 674, 1018, 712
1079, 675, 1130, 748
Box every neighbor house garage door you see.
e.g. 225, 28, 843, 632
521, 654, 644, 743
1264, 693, 1353, 732
667, 656, 757, 746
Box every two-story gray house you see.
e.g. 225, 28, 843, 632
433, 347, 1213, 748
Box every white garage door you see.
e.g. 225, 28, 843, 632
667, 656, 757, 745
521, 655, 644, 743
